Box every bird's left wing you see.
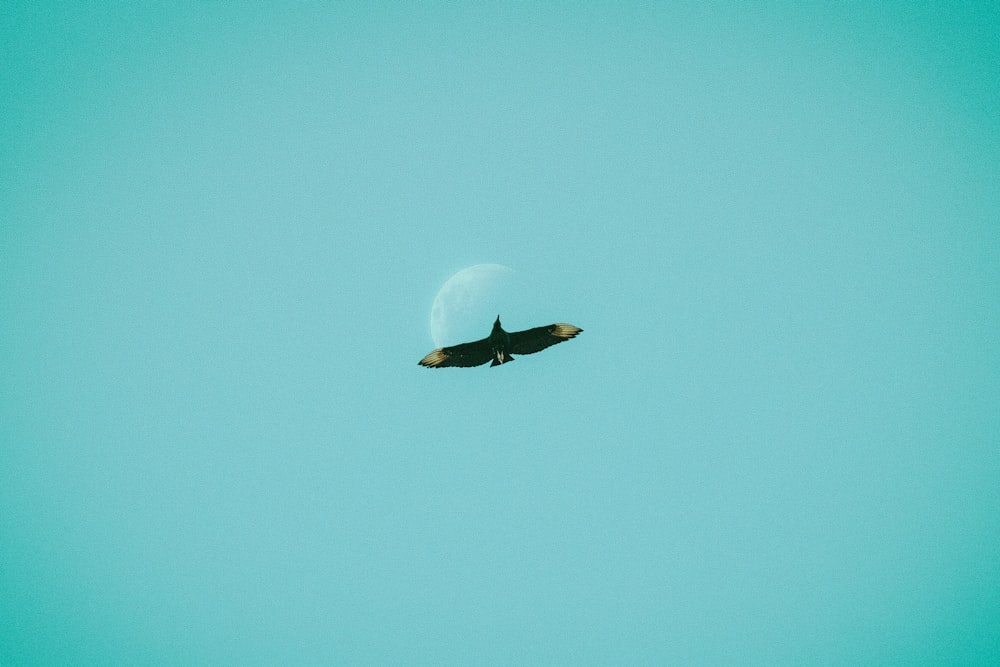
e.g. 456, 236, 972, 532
419, 337, 493, 368
508, 323, 582, 355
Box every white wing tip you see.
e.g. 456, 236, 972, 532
552, 324, 583, 339
419, 349, 448, 367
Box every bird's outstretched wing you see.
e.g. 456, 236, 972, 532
508, 323, 582, 355
419, 337, 493, 368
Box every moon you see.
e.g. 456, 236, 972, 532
430, 264, 514, 347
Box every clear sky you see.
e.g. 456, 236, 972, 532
2, 3, 998, 665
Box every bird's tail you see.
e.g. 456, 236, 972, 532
490, 354, 515, 367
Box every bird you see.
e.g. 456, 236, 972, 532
419, 316, 582, 368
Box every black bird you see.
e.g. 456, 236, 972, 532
419, 316, 582, 368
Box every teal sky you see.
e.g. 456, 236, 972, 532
2, 3, 998, 664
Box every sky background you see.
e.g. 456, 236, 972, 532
2, 3, 999, 664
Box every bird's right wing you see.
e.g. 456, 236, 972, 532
418, 337, 493, 368
508, 323, 582, 355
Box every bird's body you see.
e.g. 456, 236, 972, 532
419, 316, 582, 368
486, 317, 512, 366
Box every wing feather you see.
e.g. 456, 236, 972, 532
418, 337, 493, 368
508, 323, 582, 355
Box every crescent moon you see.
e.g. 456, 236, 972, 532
430, 264, 514, 347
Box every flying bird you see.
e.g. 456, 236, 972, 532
419, 316, 582, 368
